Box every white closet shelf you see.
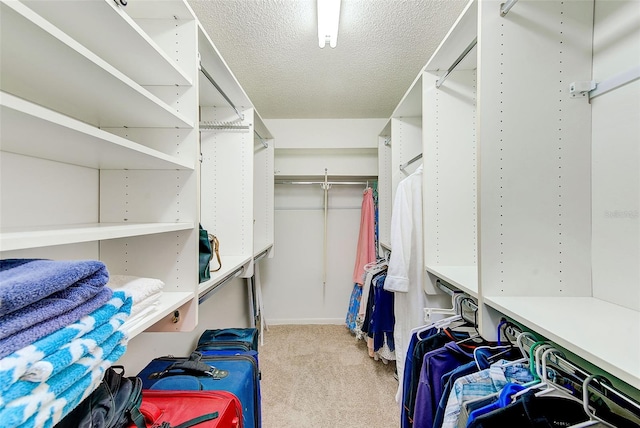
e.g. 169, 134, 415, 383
22, 0, 192, 86
126, 291, 194, 338
0, 222, 194, 252
426, 265, 478, 297
392, 75, 423, 118
0, 1, 193, 129
1, 92, 194, 170
485, 296, 640, 389
424, 0, 477, 72
198, 255, 253, 297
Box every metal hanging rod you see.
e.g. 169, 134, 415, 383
436, 279, 478, 325
200, 121, 249, 131
199, 60, 244, 122
590, 65, 640, 99
254, 130, 268, 148
399, 153, 423, 170
435, 37, 477, 89
199, 266, 244, 304
254, 248, 270, 262
275, 180, 372, 186
500, 0, 519, 17
504, 324, 640, 415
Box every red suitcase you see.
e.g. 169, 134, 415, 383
132, 389, 243, 428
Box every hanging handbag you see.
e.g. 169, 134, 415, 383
199, 224, 221, 283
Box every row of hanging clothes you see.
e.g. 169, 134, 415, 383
345, 183, 398, 363
401, 285, 640, 428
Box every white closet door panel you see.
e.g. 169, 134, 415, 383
0, 152, 97, 228
478, 0, 593, 296
261, 208, 360, 324
423, 70, 477, 268
100, 170, 196, 223
592, 81, 640, 311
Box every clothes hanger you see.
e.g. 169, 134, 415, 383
509, 341, 553, 402
568, 374, 617, 428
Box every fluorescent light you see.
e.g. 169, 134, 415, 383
317, 0, 341, 48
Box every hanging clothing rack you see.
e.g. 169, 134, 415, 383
504, 323, 640, 415
200, 121, 250, 131
253, 248, 270, 262
435, 279, 478, 325
435, 37, 477, 88
399, 153, 423, 171
500, 0, 519, 17
199, 60, 244, 122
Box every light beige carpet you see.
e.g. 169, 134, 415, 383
258, 324, 400, 428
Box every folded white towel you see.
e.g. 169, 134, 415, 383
129, 293, 160, 319
107, 275, 164, 305
121, 302, 159, 335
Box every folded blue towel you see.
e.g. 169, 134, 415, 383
0, 288, 113, 359
0, 279, 109, 341
0, 331, 127, 426
0, 292, 127, 392
0, 259, 109, 317
0, 331, 126, 410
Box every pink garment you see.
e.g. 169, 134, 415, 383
352, 188, 376, 285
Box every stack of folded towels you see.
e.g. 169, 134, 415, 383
0, 259, 132, 428
107, 274, 164, 334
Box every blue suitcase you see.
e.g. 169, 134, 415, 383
137, 352, 260, 428
196, 328, 259, 352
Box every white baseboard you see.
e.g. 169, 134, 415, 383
266, 318, 345, 326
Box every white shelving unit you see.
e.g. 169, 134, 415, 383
382, 0, 640, 396
197, 21, 275, 299
422, 0, 478, 297
1, 0, 200, 335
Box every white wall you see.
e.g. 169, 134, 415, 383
261, 118, 385, 324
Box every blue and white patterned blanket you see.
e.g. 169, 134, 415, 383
0, 292, 131, 428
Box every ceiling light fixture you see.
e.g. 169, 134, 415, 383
317, 0, 341, 48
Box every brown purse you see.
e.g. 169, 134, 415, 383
209, 233, 221, 272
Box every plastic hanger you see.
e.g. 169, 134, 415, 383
568, 375, 617, 428
509, 342, 553, 402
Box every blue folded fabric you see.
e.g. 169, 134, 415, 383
0, 288, 113, 360
0, 331, 128, 427
0, 291, 128, 392
0, 259, 109, 317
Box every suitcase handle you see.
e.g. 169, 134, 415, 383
211, 330, 247, 338
149, 353, 228, 380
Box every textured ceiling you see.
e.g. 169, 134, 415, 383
188, 0, 468, 119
